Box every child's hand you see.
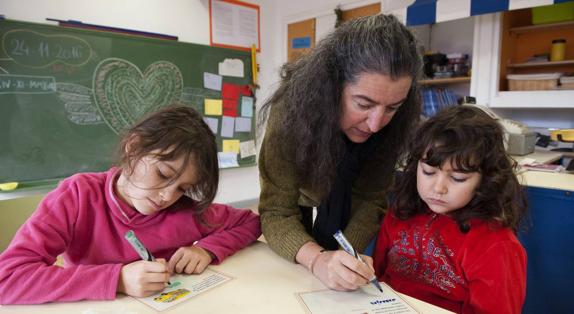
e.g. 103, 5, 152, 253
117, 258, 170, 297
167, 245, 213, 274
312, 250, 373, 291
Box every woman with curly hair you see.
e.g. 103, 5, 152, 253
257, 14, 422, 290
373, 105, 528, 313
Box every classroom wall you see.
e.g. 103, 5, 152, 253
0, 0, 283, 205
0, 0, 283, 250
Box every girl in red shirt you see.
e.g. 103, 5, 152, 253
373, 105, 527, 314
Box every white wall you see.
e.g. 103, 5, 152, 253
0, 0, 281, 205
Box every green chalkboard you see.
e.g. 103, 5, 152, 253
0, 19, 256, 184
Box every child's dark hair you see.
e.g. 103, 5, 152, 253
392, 105, 527, 233
116, 104, 219, 213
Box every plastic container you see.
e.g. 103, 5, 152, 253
551, 129, 574, 142
532, 2, 574, 25
507, 73, 561, 91
551, 39, 566, 62
560, 76, 574, 89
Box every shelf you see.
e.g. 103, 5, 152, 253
507, 60, 574, 68
418, 76, 470, 85
509, 21, 574, 34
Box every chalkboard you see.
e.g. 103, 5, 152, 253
0, 19, 256, 184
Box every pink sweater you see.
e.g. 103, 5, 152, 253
0, 168, 261, 304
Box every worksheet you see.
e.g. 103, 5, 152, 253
297, 282, 420, 314
136, 269, 232, 311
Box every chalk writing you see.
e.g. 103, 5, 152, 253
0, 74, 56, 94
2, 29, 91, 67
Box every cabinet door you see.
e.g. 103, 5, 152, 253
518, 186, 574, 314
471, 13, 574, 108
287, 19, 315, 63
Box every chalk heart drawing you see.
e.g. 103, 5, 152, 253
93, 58, 183, 134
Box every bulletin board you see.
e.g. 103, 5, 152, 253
0, 19, 256, 184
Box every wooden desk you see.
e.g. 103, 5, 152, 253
0, 242, 453, 313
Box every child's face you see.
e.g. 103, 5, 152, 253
116, 151, 198, 215
416, 159, 481, 215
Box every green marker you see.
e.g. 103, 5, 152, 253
125, 230, 171, 284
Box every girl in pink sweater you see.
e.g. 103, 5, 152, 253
373, 105, 528, 313
0, 105, 261, 304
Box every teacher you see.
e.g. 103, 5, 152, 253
258, 14, 422, 290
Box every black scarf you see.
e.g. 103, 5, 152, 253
311, 137, 375, 250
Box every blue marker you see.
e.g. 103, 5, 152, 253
125, 230, 171, 285
333, 230, 383, 293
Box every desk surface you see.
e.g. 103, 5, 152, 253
0, 242, 453, 314
511, 150, 574, 191
511, 150, 563, 165
519, 171, 574, 191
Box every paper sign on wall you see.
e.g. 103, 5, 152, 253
218, 59, 244, 78
241, 96, 254, 117
205, 99, 223, 115
204, 72, 223, 91
203, 117, 219, 134
235, 117, 251, 132
221, 116, 235, 138
240, 140, 256, 158
218, 152, 239, 168
222, 139, 241, 153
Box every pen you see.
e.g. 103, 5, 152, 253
333, 230, 383, 293
124, 230, 171, 285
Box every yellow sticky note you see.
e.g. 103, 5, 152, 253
0, 182, 19, 191
205, 99, 223, 115
222, 140, 240, 153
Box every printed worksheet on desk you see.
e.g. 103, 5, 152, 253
297, 282, 420, 314
136, 268, 232, 311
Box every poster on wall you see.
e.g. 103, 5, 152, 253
209, 0, 260, 52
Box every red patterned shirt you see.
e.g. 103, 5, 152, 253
373, 210, 526, 314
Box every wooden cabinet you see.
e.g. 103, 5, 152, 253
471, 12, 574, 108
499, 10, 574, 91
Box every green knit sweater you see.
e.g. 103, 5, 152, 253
258, 111, 395, 262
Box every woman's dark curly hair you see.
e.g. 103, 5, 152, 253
392, 105, 528, 233
259, 14, 422, 195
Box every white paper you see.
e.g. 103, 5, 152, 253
210, 0, 259, 50
240, 140, 256, 158
241, 96, 254, 117
235, 117, 251, 132
218, 58, 244, 78
298, 282, 420, 314
221, 116, 235, 138
136, 269, 231, 312
218, 152, 239, 168
203, 117, 219, 134
203, 72, 223, 91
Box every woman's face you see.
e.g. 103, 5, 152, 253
339, 72, 412, 143
116, 150, 198, 215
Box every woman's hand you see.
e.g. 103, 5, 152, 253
167, 245, 213, 275
312, 250, 375, 291
117, 258, 170, 297
296, 241, 375, 291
